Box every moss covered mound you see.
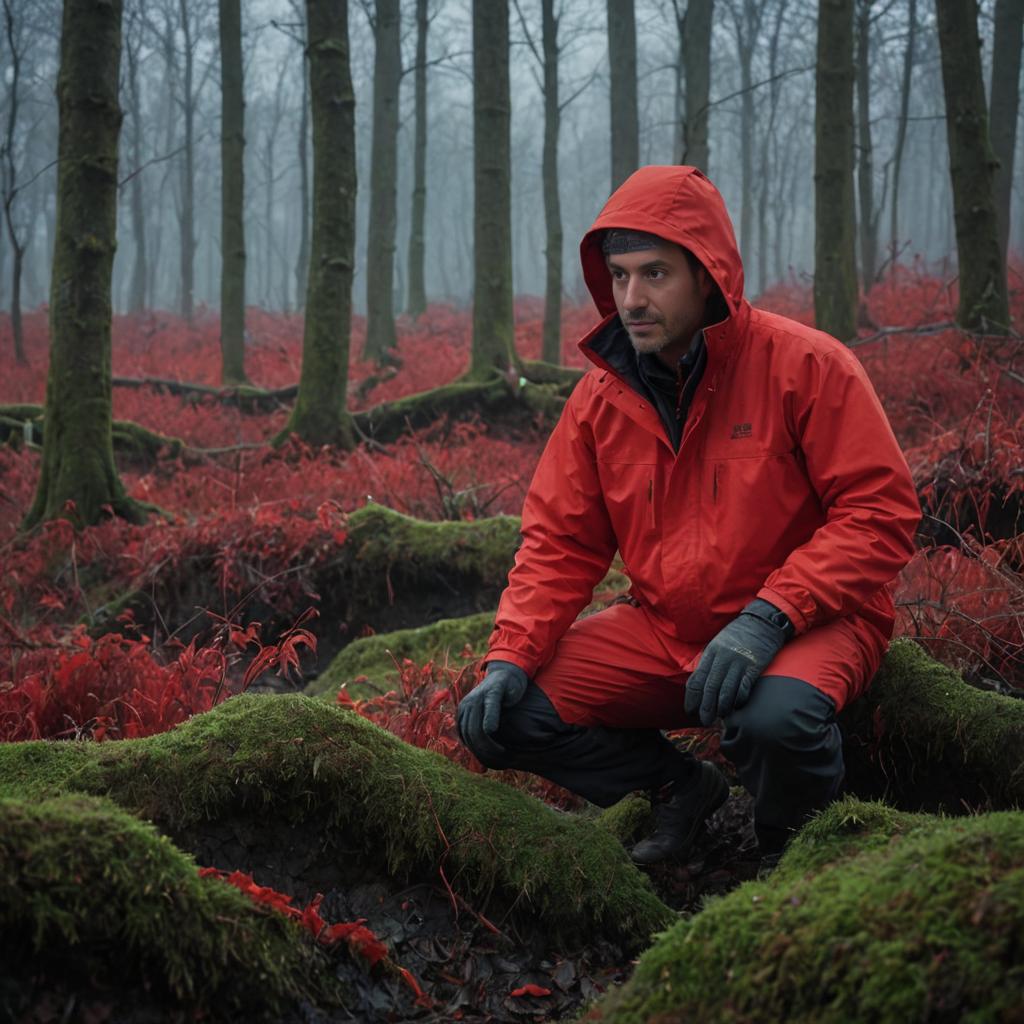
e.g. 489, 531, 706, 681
586, 796, 1024, 1023
0, 793, 341, 1019
307, 611, 495, 699
841, 637, 1024, 813
0, 694, 673, 950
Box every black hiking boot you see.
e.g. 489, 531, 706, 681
630, 762, 730, 865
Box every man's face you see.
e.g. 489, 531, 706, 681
605, 240, 712, 366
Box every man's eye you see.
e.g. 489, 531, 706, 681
648, 269, 666, 280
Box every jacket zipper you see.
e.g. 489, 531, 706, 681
713, 463, 720, 504
648, 478, 655, 526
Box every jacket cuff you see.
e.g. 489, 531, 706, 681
483, 648, 536, 678
755, 587, 809, 635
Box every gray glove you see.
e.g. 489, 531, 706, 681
456, 660, 529, 763
684, 599, 793, 727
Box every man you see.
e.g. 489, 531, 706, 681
457, 166, 921, 866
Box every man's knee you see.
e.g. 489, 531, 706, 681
460, 682, 571, 769
723, 675, 838, 753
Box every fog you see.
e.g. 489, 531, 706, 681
0, 0, 1020, 318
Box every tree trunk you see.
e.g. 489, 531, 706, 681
855, 0, 877, 288
278, 0, 356, 448
679, 0, 713, 172
405, 0, 428, 320
734, 1, 759, 277
468, 0, 516, 379
2, 0, 26, 365
607, 0, 639, 191
363, 0, 401, 362
888, 0, 916, 276
989, 0, 1023, 266
178, 0, 195, 323
24, 0, 142, 530
540, 0, 562, 365
757, 0, 788, 295
125, 28, 147, 315
813, 0, 858, 342
935, 0, 1011, 333
218, 0, 247, 383
295, 37, 310, 313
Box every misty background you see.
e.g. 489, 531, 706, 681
1, 0, 1020, 319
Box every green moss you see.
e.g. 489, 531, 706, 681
587, 797, 1024, 1023
843, 637, 1024, 812
0, 793, 342, 1019
308, 611, 495, 698
0, 694, 673, 950
595, 794, 652, 846
346, 503, 520, 590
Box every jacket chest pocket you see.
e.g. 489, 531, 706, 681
597, 459, 657, 533
709, 451, 803, 507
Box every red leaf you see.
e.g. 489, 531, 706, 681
511, 985, 552, 998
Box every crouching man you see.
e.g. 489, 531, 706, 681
457, 166, 921, 866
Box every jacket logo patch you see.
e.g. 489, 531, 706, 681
730, 423, 752, 439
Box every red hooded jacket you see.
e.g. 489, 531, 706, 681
487, 166, 921, 698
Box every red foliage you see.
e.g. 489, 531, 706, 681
336, 654, 583, 810
0, 608, 318, 742
199, 867, 392, 969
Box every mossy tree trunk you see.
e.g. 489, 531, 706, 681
2, 0, 27, 366
607, 0, 638, 192
540, 0, 562, 365
989, 0, 1022, 267
469, 0, 516, 380
24, 0, 143, 530
855, 0, 878, 289
405, 0, 428, 321
813, 0, 858, 342
936, 0, 1011, 334
279, 0, 356, 449
677, 0, 713, 172
218, 0, 247, 384
363, 0, 401, 362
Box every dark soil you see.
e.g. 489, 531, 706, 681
8, 792, 761, 1024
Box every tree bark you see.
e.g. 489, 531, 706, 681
989, 0, 1023, 266
24, 0, 143, 529
888, 0, 916, 276
607, 0, 639, 191
125, 19, 147, 316
278, 0, 357, 448
935, 0, 1011, 333
756, 0, 788, 295
679, 0, 713, 172
731, 0, 762, 276
405, 0, 428, 320
2, 0, 26, 365
469, 0, 516, 379
855, 0, 877, 288
813, 0, 858, 342
178, 0, 196, 323
363, 0, 402, 362
295, 27, 310, 312
219, 0, 247, 384
541, 0, 562, 365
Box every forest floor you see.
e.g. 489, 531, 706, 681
2, 262, 1024, 1020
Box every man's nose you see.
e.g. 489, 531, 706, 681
622, 275, 648, 312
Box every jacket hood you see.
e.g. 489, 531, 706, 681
580, 165, 745, 320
